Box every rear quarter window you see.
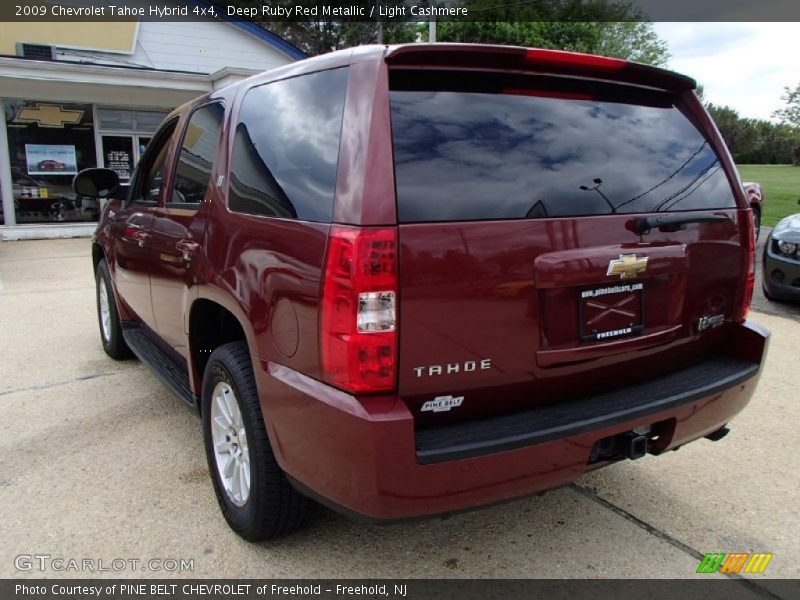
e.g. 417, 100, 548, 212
389, 70, 736, 223
228, 68, 348, 222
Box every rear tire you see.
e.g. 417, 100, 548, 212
95, 259, 132, 359
201, 341, 312, 541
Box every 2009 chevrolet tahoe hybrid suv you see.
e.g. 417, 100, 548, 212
79, 44, 769, 541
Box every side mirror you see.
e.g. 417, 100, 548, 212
72, 168, 119, 198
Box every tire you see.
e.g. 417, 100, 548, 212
95, 259, 132, 359
201, 341, 312, 541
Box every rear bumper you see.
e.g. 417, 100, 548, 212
257, 321, 769, 522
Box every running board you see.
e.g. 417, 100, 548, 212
122, 325, 198, 408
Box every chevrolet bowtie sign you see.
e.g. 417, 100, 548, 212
15, 104, 84, 128
607, 254, 648, 280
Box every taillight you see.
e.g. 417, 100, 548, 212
525, 49, 627, 71
320, 226, 398, 393
736, 210, 756, 322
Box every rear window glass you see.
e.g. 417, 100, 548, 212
389, 71, 736, 223
228, 68, 348, 222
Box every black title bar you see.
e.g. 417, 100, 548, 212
3, 0, 800, 22
4, 579, 800, 600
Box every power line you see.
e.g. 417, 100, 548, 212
467, 0, 548, 13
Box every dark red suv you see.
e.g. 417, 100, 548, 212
77, 44, 769, 541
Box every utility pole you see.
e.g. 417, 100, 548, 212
376, 0, 383, 44
579, 179, 616, 213
429, 0, 436, 42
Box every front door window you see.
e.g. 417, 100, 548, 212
98, 108, 168, 197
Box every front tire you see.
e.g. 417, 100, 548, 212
201, 341, 312, 541
95, 259, 132, 359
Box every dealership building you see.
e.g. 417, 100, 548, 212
0, 12, 303, 239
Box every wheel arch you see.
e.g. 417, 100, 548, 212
187, 294, 258, 412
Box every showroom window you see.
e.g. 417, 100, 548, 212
3, 103, 169, 224
97, 108, 169, 184
5, 100, 97, 224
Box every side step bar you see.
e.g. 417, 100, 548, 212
122, 325, 198, 408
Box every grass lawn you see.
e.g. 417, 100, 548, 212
738, 164, 800, 227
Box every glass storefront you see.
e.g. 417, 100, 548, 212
5, 100, 97, 223
97, 108, 165, 185
3, 101, 167, 224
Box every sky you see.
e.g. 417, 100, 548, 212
653, 22, 800, 121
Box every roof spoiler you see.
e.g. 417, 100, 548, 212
385, 44, 696, 93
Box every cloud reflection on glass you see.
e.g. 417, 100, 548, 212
391, 82, 735, 223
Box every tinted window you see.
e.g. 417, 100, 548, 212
228, 68, 348, 222
133, 119, 177, 204
171, 102, 224, 206
390, 71, 736, 223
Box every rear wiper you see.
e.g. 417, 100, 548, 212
632, 214, 730, 235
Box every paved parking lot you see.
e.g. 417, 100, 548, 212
0, 238, 797, 585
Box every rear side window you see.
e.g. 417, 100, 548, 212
389, 70, 736, 223
171, 102, 224, 207
228, 68, 348, 222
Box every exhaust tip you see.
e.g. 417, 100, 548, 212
705, 425, 730, 442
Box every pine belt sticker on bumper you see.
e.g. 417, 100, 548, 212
421, 395, 464, 413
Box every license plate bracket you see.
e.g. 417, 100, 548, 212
579, 282, 645, 342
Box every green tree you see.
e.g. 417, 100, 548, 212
772, 84, 800, 126
435, 20, 667, 66
267, 20, 420, 56
593, 21, 669, 66
706, 104, 755, 160
253, 0, 668, 64
435, 1, 669, 66
773, 83, 800, 127
706, 103, 800, 165
252, 0, 420, 56
772, 83, 800, 164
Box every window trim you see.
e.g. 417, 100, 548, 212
166, 100, 226, 211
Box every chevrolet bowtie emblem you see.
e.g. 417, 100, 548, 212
15, 103, 84, 128
607, 254, 648, 279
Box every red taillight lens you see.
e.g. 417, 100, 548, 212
737, 210, 756, 322
525, 49, 627, 71
503, 88, 593, 101
320, 226, 398, 393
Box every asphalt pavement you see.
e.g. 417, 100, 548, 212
0, 238, 797, 586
